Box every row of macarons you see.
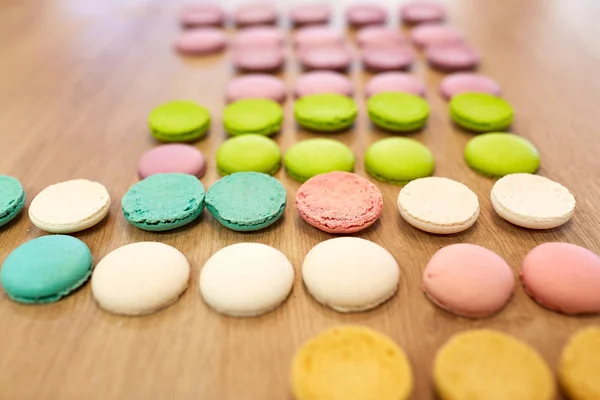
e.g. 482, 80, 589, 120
291, 325, 599, 400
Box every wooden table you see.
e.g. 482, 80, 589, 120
1, 0, 599, 398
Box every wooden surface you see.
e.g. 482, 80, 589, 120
1, 0, 600, 398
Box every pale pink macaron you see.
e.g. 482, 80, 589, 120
356, 26, 406, 47
361, 44, 414, 72
440, 73, 501, 100
521, 243, 600, 315
234, 3, 278, 26
298, 46, 353, 72
293, 26, 345, 48
232, 45, 285, 72
423, 244, 515, 318
410, 24, 463, 48
179, 4, 225, 27
296, 171, 383, 234
233, 27, 285, 48
426, 43, 480, 72
295, 71, 353, 98
138, 144, 207, 179
345, 3, 388, 28
174, 28, 227, 55
400, 1, 446, 25
290, 3, 331, 26
226, 75, 286, 103
365, 72, 426, 97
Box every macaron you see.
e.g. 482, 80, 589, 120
226, 74, 286, 104
29, 179, 110, 233
284, 138, 355, 182
296, 171, 383, 234
91, 242, 190, 315
206, 172, 286, 231
290, 3, 331, 26
491, 173, 575, 229
199, 243, 294, 317
411, 24, 463, 48
361, 45, 414, 72
434, 330, 555, 400
179, 4, 225, 27
302, 237, 399, 312
293, 26, 345, 48
365, 138, 435, 184
295, 71, 353, 98
464, 133, 540, 177
440, 73, 501, 100
365, 72, 426, 97
521, 242, 600, 315
232, 45, 285, 73
559, 327, 600, 400
0, 235, 92, 304
294, 93, 358, 132
397, 177, 479, 234
356, 26, 406, 47
232, 27, 284, 48
148, 100, 210, 142
426, 43, 480, 72
400, 1, 446, 25
234, 3, 278, 26
137, 144, 206, 179
291, 326, 413, 400
121, 173, 205, 231
216, 134, 281, 176
367, 92, 429, 132
174, 28, 227, 55
298, 46, 352, 72
223, 98, 283, 136
0, 175, 25, 228
345, 3, 388, 28
423, 244, 514, 317
450, 93, 514, 132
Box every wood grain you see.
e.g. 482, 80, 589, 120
1, 0, 600, 399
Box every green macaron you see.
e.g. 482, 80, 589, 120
149, 100, 211, 142
294, 93, 358, 132
367, 92, 430, 132
465, 132, 540, 177
450, 93, 514, 132
122, 173, 205, 231
206, 172, 286, 231
217, 134, 281, 176
0, 175, 25, 228
1, 235, 92, 304
365, 137, 435, 184
284, 138, 355, 182
223, 98, 283, 136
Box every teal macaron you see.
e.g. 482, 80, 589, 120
0, 175, 25, 228
122, 173, 205, 231
0, 235, 92, 304
206, 172, 286, 231
450, 93, 514, 132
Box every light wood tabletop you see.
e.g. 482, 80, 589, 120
1, 0, 600, 399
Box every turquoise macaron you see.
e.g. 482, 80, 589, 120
121, 173, 205, 231
206, 172, 286, 231
0, 175, 26, 228
0, 235, 93, 304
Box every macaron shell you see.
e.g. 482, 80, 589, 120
216, 134, 281, 176
232, 46, 284, 73
0, 175, 26, 228
294, 26, 344, 48
223, 98, 283, 136
367, 92, 429, 132
465, 133, 540, 177
356, 26, 406, 47
233, 27, 284, 48
284, 138, 355, 182
295, 71, 353, 98
521, 242, 600, 314
365, 72, 426, 98
298, 46, 352, 72
365, 137, 435, 184
401, 1, 446, 24
294, 93, 358, 132
411, 24, 463, 48
174, 28, 227, 55
179, 4, 224, 27
290, 4, 331, 26
226, 75, 286, 103
345, 3, 388, 27
234, 3, 278, 26
559, 327, 600, 400
148, 100, 210, 142
137, 144, 206, 179
426, 44, 480, 72
450, 93, 514, 132
440, 73, 501, 100
361, 45, 414, 72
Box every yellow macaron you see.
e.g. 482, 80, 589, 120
434, 329, 555, 400
559, 326, 600, 400
291, 325, 413, 400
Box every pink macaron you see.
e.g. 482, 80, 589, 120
138, 144, 207, 179
521, 243, 600, 315
174, 28, 227, 55
296, 171, 384, 234
232, 45, 285, 72
345, 3, 388, 28
410, 24, 463, 48
233, 27, 285, 48
439, 73, 501, 100
293, 26, 345, 48
290, 3, 331, 26
356, 26, 406, 47
361, 44, 414, 72
365, 72, 426, 97
400, 1, 446, 25
423, 244, 515, 318
298, 46, 353, 72
179, 4, 225, 28
226, 75, 286, 103
234, 3, 278, 26
295, 71, 353, 98
426, 43, 480, 72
